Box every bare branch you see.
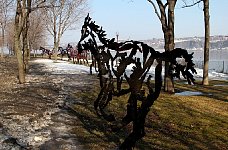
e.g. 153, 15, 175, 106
182, 0, 203, 8
147, 0, 161, 21
6, 0, 14, 7
30, 5, 58, 11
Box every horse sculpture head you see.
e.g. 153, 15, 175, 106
78, 14, 97, 54
78, 14, 118, 56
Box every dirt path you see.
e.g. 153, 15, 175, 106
0, 57, 97, 150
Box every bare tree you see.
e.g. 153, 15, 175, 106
14, 0, 47, 83
147, 0, 177, 93
43, 0, 88, 61
6, 20, 14, 55
0, 0, 14, 57
22, 0, 32, 72
202, 0, 210, 85
28, 10, 47, 57
14, 0, 28, 83
182, 0, 210, 85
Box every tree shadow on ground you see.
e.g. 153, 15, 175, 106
142, 94, 228, 150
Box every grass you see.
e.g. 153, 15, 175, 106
70, 79, 228, 150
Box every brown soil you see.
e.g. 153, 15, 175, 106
0, 56, 97, 149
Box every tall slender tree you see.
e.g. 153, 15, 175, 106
0, 0, 14, 58
182, 0, 210, 85
202, 0, 210, 85
6, 20, 15, 55
147, 0, 177, 93
21, 0, 32, 72
14, 0, 29, 83
14, 0, 48, 83
28, 10, 47, 57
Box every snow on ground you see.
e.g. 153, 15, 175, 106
33, 58, 228, 81
32, 58, 228, 97
175, 91, 204, 96
33, 59, 96, 74
194, 68, 228, 80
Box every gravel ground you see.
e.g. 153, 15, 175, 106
0, 56, 97, 150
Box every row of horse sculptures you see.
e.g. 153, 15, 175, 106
39, 44, 89, 65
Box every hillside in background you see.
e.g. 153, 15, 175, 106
59, 35, 228, 51
141, 35, 228, 50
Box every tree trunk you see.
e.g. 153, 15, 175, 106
22, 20, 29, 72
14, 0, 33, 84
56, 24, 63, 60
164, 33, 174, 93
14, 1, 25, 84
22, 2, 31, 73
202, 0, 210, 85
15, 35, 25, 83
164, 0, 176, 93
53, 16, 58, 61
1, 28, 4, 58
28, 42, 30, 59
53, 39, 58, 61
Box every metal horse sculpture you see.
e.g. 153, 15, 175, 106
39, 46, 52, 59
77, 14, 196, 149
75, 49, 89, 65
65, 43, 89, 64
58, 46, 69, 60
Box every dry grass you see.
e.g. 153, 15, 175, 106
70, 79, 228, 150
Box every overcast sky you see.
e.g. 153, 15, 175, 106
59, 0, 228, 45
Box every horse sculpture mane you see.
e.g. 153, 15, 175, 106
77, 14, 197, 149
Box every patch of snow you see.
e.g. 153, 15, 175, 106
175, 91, 203, 96
194, 68, 228, 80
33, 59, 95, 74
213, 84, 228, 86
32, 58, 228, 81
34, 136, 43, 142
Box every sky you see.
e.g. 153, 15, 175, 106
60, 0, 228, 45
